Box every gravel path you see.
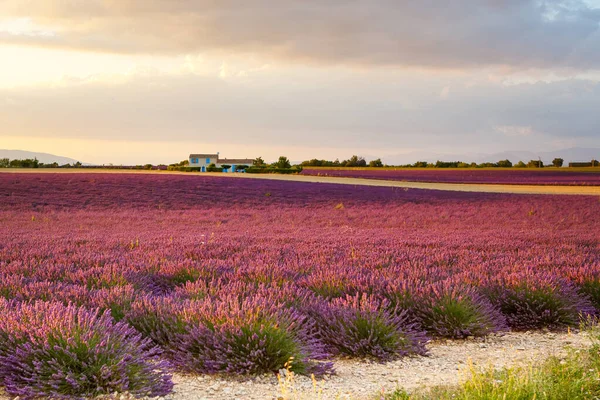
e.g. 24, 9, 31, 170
2, 169, 600, 195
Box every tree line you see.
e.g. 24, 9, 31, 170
298, 156, 600, 168
0, 158, 83, 168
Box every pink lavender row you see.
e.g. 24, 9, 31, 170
301, 168, 600, 186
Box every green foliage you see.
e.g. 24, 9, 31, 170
342, 155, 367, 167
369, 158, 384, 167
167, 166, 202, 172
169, 160, 189, 167
416, 292, 505, 338
169, 267, 202, 286
514, 161, 527, 168
497, 159, 513, 168
253, 157, 266, 167
552, 158, 564, 167
274, 156, 292, 169
580, 278, 600, 309
205, 163, 224, 172
435, 161, 461, 168
527, 159, 544, 168
412, 161, 429, 168
223, 322, 308, 374
246, 167, 302, 174
4, 158, 39, 168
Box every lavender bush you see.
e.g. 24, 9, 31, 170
125, 295, 187, 347
483, 274, 595, 330
310, 294, 428, 360
175, 295, 332, 375
0, 300, 173, 399
413, 283, 507, 338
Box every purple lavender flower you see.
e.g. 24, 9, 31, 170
0, 300, 173, 399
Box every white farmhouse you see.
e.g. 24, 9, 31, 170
188, 153, 254, 172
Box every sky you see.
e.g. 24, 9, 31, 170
1, 0, 600, 165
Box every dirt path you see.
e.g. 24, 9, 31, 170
2, 169, 600, 195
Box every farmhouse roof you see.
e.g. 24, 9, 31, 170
217, 158, 254, 164
189, 154, 218, 158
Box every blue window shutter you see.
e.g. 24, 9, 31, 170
206, 158, 210, 164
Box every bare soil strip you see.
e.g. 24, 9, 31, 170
2, 169, 600, 195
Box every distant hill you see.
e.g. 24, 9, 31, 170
0, 150, 87, 165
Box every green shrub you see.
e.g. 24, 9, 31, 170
246, 167, 302, 174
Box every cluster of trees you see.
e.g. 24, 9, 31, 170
252, 156, 293, 169
298, 156, 577, 169
0, 158, 83, 168
300, 155, 383, 168
248, 156, 302, 174
169, 160, 189, 167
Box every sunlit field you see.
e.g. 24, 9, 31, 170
1, 173, 599, 398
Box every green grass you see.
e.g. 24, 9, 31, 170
384, 326, 600, 400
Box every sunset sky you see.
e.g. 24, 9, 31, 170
1, 1, 600, 165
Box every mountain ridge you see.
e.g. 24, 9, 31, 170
0, 150, 86, 165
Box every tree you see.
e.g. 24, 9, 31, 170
369, 158, 383, 167
341, 155, 366, 167
497, 159, 513, 168
514, 161, 527, 168
220, 164, 231, 171
0, 158, 8, 168
413, 161, 428, 168
552, 158, 564, 168
274, 156, 291, 169
8, 158, 38, 168
169, 160, 188, 167
253, 157, 266, 167
527, 160, 544, 168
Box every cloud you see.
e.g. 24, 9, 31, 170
1, 71, 599, 156
1, 1, 600, 70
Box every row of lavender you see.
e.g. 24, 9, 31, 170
0, 174, 599, 398
301, 168, 600, 186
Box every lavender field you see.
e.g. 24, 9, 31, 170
301, 168, 600, 186
1, 173, 599, 398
